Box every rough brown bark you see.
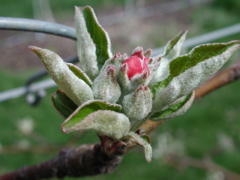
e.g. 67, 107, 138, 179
0, 143, 125, 180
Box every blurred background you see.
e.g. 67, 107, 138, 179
0, 0, 240, 179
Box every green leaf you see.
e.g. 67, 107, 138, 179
127, 132, 152, 162
141, 134, 151, 144
150, 30, 188, 87
150, 91, 194, 121
29, 46, 94, 105
152, 41, 240, 110
82, 6, 112, 69
160, 41, 240, 90
62, 110, 130, 140
52, 90, 78, 118
67, 63, 92, 86
62, 100, 122, 131
162, 30, 188, 60
75, 6, 98, 79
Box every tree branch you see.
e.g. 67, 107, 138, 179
0, 143, 125, 180
164, 153, 240, 180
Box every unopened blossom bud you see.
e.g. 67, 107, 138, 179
122, 48, 150, 80
102, 52, 125, 75
92, 65, 121, 103
122, 84, 152, 131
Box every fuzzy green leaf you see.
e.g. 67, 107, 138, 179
29, 46, 94, 105
150, 91, 194, 121
67, 63, 92, 86
152, 41, 240, 110
141, 134, 151, 144
52, 90, 78, 118
62, 100, 122, 131
82, 6, 112, 69
127, 132, 152, 162
75, 6, 98, 79
150, 31, 188, 87
62, 110, 130, 140
162, 30, 188, 60
156, 41, 240, 91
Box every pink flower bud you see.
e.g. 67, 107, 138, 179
122, 49, 150, 80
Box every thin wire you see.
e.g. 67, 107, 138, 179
0, 17, 77, 40
0, 17, 78, 105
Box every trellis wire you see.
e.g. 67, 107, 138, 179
0, 17, 76, 40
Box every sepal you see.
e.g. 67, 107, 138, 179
118, 63, 131, 92
144, 49, 152, 58
102, 52, 125, 75
118, 64, 149, 93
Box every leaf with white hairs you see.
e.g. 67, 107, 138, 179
150, 30, 188, 86
63, 109, 130, 140
62, 100, 122, 133
29, 46, 94, 105
150, 91, 195, 121
152, 41, 240, 110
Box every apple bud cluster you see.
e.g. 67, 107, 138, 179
29, 6, 240, 162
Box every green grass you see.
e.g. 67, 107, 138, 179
0, 0, 125, 18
